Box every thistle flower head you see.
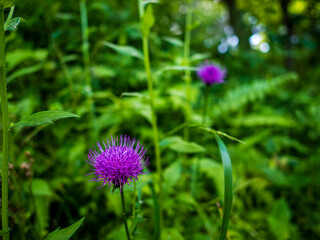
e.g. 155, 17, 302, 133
197, 61, 226, 85
86, 135, 149, 191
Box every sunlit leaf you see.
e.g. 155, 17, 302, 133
13, 111, 80, 128
5, 17, 21, 31
103, 42, 143, 60
44, 217, 85, 240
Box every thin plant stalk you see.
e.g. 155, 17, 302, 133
130, 180, 137, 238
191, 86, 210, 198
183, 2, 193, 141
139, 2, 163, 235
120, 190, 131, 240
0, 6, 10, 240
202, 85, 210, 124
79, 0, 97, 140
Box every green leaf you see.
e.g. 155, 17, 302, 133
140, 5, 155, 37
13, 111, 80, 128
215, 135, 233, 240
155, 66, 197, 76
103, 42, 143, 60
5, 17, 21, 31
44, 217, 85, 240
190, 52, 212, 63
142, 0, 160, 7
32, 179, 52, 236
32, 179, 52, 197
267, 198, 291, 240
167, 137, 205, 153
0, 0, 14, 8
162, 36, 183, 47
163, 160, 181, 191
7, 63, 43, 84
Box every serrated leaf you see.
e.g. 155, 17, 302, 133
5, 17, 20, 31
0, 0, 14, 8
141, 5, 155, 37
215, 135, 233, 240
103, 42, 143, 60
13, 111, 80, 128
44, 217, 85, 240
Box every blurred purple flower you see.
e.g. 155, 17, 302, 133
197, 61, 226, 85
86, 135, 149, 191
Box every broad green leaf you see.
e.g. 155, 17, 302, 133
0, 0, 14, 8
141, 5, 155, 37
6, 49, 48, 71
215, 135, 233, 240
7, 63, 43, 84
267, 198, 291, 240
13, 111, 80, 128
91, 65, 116, 78
32, 179, 52, 236
161, 228, 184, 240
163, 160, 181, 191
44, 217, 85, 240
5, 17, 21, 31
162, 36, 183, 47
168, 137, 205, 153
199, 158, 224, 196
103, 42, 143, 60
32, 179, 52, 197
190, 52, 212, 63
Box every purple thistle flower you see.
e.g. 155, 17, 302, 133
86, 135, 150, 191
197, 61, 226, 85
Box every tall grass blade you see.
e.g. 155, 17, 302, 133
215, 134, 233, 240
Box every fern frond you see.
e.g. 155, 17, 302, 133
214, 72, 298, 116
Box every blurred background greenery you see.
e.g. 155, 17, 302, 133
1, 0, 320, 239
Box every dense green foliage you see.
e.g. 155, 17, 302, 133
1, 0, 319, 239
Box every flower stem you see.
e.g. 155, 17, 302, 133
202, 85, 210, 124
120, 190, 131, 240
183, 2, 193, 141
0, 6, 10, 240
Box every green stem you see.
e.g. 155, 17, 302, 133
130, 180, 137, 238
4, 6, 14, 30
0, 7, 10, 240
120, 190, 131, 240
142, 35, 163, 237
79, 0, 97, 140
148, 181, 160, 239
139, 2, 162, 236
183, 3, 193, 141
202, 85, 210, 124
